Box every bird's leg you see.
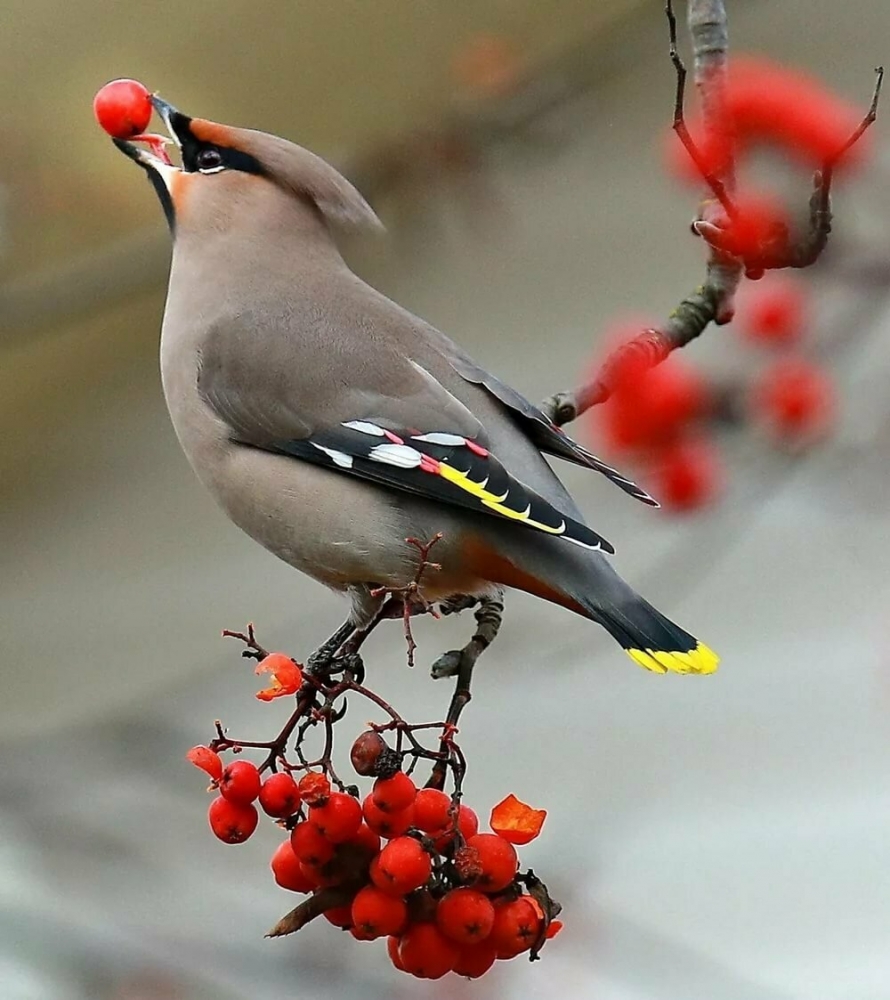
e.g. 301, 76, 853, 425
438, 594, 480, 616
430, 589, 504, 680
425, 593, 503, 791
306, 620, 357, 674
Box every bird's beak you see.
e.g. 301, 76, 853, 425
112, 94, 189, 188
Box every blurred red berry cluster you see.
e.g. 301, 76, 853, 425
589, 280, 837, 510
186, 651, 561, 979
669, 56, 869, 183
665, 56, 872, 274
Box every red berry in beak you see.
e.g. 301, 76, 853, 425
93, 79, 152, 139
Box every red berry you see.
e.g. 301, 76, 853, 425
739, 276, 807, 347
298, 771, 331, 806
374, 837, 433, 896
465, 834, 518, 892
670, 56, 869, 183
598, 356, 709, 452
350, 924, 377, 941
398, 923, 459, 979
185, 745, 223, 781
654, 437, 723, 512
453, 941, 498, 978
93, 79, 153, 139
208, 796, 258, 844
297, 862, 321, 889
258, 772, 301, 818
347, 822, 382, 858
372, 772, 417, 813
412, 788, 452, 832
270, 840, 316, 893
324, 904, 354, 929
310, 792, 363, 843
387, 934, 407, 971
436, 888, 495, 945
432, 804, 479, 852
362, 795, 415, 839
351, 885, 408, 938
290, 820, 335, 867
752, 357, 835, 445
710, 194, 790, 261
218, 760, 261, 806
490, 896, 543, 957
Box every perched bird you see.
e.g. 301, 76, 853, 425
110, 95, 718, 677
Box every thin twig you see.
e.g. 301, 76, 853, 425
542, 0, 739, 424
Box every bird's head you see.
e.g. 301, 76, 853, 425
113, 94, 381, 237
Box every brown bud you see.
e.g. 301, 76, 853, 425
453, 845, 483, 884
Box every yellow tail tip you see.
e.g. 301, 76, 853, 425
626, 641, 719, 676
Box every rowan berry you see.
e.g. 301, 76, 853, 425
270, 840, 316, 893
387, 934, 407, 971
398, 923, 459, 979
93, 79, 152, 139
412, 788, 451, 832
372, 771, 417, 813
324, 904, 354, 929
654, 438, 723, 512
309, 792, 363, 843
208, 796, 258, 844
373, 837, 432, 896
258, 772, 301, 818
362, 794, 415, 839
453, 941, 498, 978
752, 358, 835, 445
432, 803, 479, 851
350, 730, 398, 777
218, 760, 261, 806
739, 276, 807, 347
436, 888, 495, 945
290, 820, 335, 867
465, 834, 518, 892
347, 823, 382, 858
490, 895, 542, 957
351, 885, 408, 938
298, 772, 330, 806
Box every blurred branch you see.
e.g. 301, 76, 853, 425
542, 2, 881, 428
542, 0, 739, 426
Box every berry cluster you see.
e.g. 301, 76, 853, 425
187, 646, 561, 980
589, 271, 837, 513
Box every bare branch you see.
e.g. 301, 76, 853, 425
543, 0, 739, 424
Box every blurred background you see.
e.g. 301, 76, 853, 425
2, 1, 890, 997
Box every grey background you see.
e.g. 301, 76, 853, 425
1, 2, 889, 998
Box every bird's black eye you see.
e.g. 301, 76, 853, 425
196, 147, 224, 171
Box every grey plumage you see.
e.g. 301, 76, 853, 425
110, 98, 718, 676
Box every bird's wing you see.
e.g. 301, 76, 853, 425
197, 318, 613, 553
445, 349, 657, 507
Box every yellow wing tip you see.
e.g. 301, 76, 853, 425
626, 641, 719, 676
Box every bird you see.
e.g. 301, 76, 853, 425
109, 94, 718, 678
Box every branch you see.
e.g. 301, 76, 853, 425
542, 0, 738, 425
266, 884, 362, 938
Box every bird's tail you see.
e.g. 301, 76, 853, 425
578, 588, 719, 675
468, 531, 719, 675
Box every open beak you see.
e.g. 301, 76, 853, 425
112, 94, 190, 183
